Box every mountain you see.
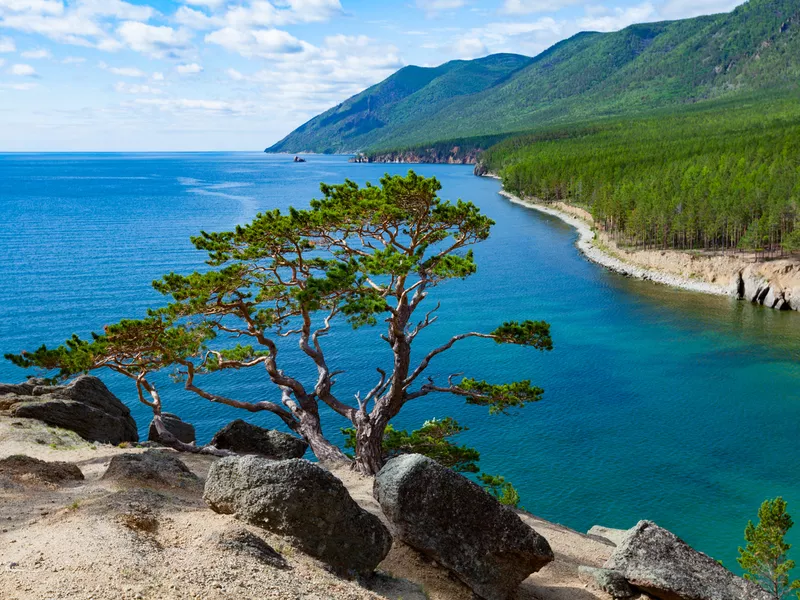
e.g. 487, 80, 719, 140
266, 0, 800, 155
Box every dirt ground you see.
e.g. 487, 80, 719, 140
0, 415, 615, 600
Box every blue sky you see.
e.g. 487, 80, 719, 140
0, 0, 745, 151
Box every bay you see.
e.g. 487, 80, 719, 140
1, 152, 798, 571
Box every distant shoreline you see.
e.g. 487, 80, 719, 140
496, 188, 731, 296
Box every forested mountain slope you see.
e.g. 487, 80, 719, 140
267, 0, 800, 154
481, 91, 800, 254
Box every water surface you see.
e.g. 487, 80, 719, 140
1, 153, 798, 571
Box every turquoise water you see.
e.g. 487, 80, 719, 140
1, 153, 799, 571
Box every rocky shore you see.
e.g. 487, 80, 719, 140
350, 146, 480, 165
488, 176, 800, 311
0, 376, 774, 600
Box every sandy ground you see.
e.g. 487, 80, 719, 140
0, 415, 614, 600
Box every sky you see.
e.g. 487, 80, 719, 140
0, 0, 746, 151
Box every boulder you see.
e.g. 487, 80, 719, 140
148, 413, 196, 445
604, 520, 772, 600
209, 419, 307, 459
578, 566, 635, 598
0, 455, 84, 486
587, 525, 629, 547
102, 450, 199, 489
204, 456, 391, 575
3, 375, 138, 444
373, 454, 553, 600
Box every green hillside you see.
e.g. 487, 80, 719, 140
267, 0, 800, 154
481, 90, 800, 254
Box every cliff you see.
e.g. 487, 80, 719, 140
351, 145, 481, 165
493, 181, 800, 311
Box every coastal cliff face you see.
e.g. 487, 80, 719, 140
734, 261, 800, 311
352, 146, 480, 164
603, 235, 800, 311
487, 173, 800, 312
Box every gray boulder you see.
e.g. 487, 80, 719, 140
578, 566, 635, 598
209, 419, 307, 459
604, 520, 772, 600
373, 454, 553, 600
102, 450, 199, 489
587, 525, 629, 547
204, 456, 391, 576
2, 375, 138, 444
148, 413, 196, 445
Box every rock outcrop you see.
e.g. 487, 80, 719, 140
0, 455, 84, 487
204, 456, 392, 576
148, 413, 195, 445
579, 566, 636, 598
732, 261, 800, 310
209, 419, 307, 459
373, 454, 554, 600
350, 146, 482, 165
0, 376, 138, 444
604, 520, 772, 600
587, 525, 628, 547
102, 450, 199, 489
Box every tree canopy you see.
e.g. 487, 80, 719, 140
8, 171, 552, 475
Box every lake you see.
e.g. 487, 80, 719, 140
1, 152, 799, 571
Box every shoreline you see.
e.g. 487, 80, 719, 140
493, 185, 732, 297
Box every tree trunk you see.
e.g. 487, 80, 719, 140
352, 412, 385, 475
296, 413, 351, 467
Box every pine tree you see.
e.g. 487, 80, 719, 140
738, 497, 800, 599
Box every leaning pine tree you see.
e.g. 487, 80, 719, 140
7, 172, 552, 475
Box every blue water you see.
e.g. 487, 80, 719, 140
1, 153, 799, 571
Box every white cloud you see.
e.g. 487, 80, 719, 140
102, 63, 148, 77
174, 5, 223, 30
0, 36, 16, 52
134, 97, 258, 116
502, 0, 580, 14
0, 0, 63, 16
116, 21, 192, 58
226, 67, 244, 80
176, 62, 203, 74
20, 47, 51, 58
415, 0, 466, 15
221, 35, 405, 118
221, 0, 343, 29
206, 26, 309, 56
660, 0, 743, 19
9, 62, 36, 76
577, 2, 656, 31
0, 58, 4, 67
74, 0, 155, 21
152, 71, 164, 80
114, 81, 163, 94
62, 55, 86, 63
453, 37, 487, 58
0, 0, 156, 51
183, 0, 225, 7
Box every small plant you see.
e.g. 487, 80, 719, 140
478, 473, 521, 508
67, 500, 81, 511
118, 441, 131, 449
738, 497, 800, 599
344, 418, 522, 507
